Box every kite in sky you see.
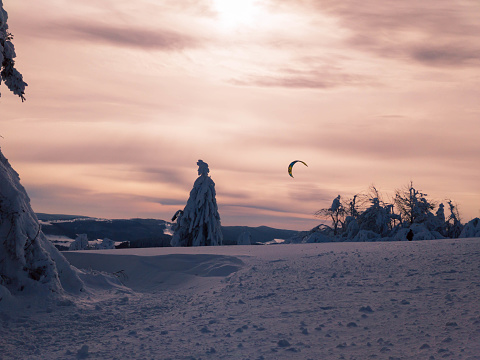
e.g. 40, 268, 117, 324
288, 160, 308, 178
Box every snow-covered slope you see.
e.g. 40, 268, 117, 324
0, 149, 83, 297
1, 239, 480, 359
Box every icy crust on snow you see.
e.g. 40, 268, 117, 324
0, 150, 83, 298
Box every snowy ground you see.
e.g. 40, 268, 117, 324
2, 239, 480, 359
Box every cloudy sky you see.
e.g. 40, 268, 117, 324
1, 0, 479, 230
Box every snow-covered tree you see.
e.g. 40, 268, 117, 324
394, 182, 435, 225
0, 149, 83, 296
315, 195, 344, 235
68, 234, 89, 251
459, 218, 480, 238
357, 198, 392, 236
95, 238, 115, 250
345, 194, 360, 219
0, 0, 27, 100
445, 200, 463, 238
171, 160, 223, 247
433, 203, 447, 235
355, 186, 399, 236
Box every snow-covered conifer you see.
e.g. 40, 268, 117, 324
68, 234, 90, 251
171, 160, 223, 247
459, 218, 480, 238
0, 1, 27, 101
436, 203, 445, 224
95, 238, 115, 250
357, 198, 392, 236
433, 203, 447, 235
0, 149, 83, 295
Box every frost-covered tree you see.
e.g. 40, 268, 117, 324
315, 195, 344, 235
171, 160, 223, 247
68, 234, 89, 251
459, 218, 480, 238
357, 198, 392, 236
345, 194, 360, 219
434, 203, 446, 235
394, 182, 435, 225
0, 1, 27, 100
95, 238, 115, 250
337, 186, 401, 240
355, 186, 400, 236
308, 182, 467, 242
0, 149, 83, 296
445, 200, 463, 238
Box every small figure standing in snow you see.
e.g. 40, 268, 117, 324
170, 160, 223, 247
406, 229, 414, 241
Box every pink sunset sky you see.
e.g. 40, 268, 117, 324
1, 0, 479, 230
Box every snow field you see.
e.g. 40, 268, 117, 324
1, 239, 480, 359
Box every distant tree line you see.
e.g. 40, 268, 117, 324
311, 182, 469, 242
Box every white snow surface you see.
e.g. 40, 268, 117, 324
2, 239, 480, 359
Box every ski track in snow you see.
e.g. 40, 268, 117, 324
1, 239, 480, 359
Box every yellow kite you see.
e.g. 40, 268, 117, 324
288, 160, 308, 178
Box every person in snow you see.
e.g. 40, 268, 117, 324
406, 229, 414, 241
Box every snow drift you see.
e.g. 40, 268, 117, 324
64, 251, 244, 292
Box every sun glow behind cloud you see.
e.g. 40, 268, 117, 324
2, 0, 480, 229
211, 0, 263, 29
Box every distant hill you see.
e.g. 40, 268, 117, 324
37, 213, 300, 249
221, 226, 299, 245
36, 213, 92, 222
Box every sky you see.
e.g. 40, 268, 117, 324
1, 0, 479, 230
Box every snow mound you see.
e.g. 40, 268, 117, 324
352, 230, 380, 242
460, 218, 480, 238
63, 252, 244, 292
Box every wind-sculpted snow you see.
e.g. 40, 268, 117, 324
1, 239, 480, 359
64, 252, 244, 292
